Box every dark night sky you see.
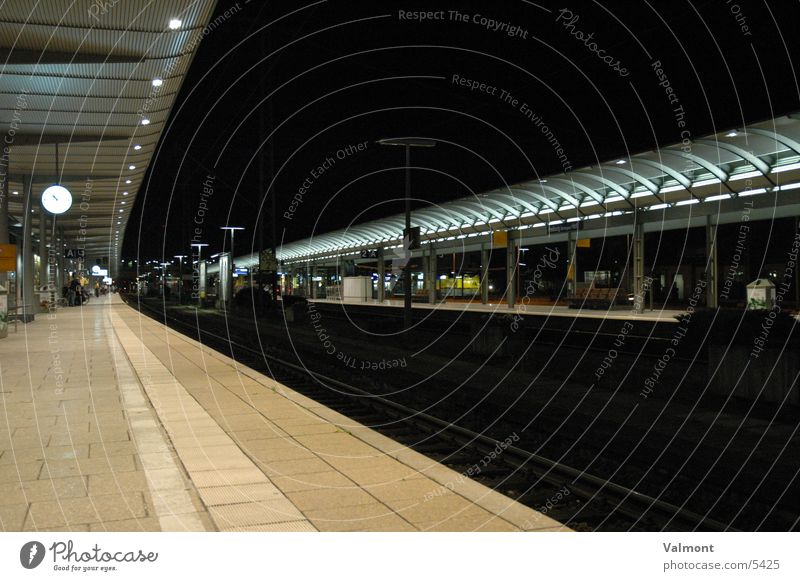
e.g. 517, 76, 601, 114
123, 0, 800, 263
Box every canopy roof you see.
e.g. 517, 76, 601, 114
279, 113, 800, 263
0, 0, 218, 268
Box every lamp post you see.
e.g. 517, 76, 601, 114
159, 262, 170, 298
174, 255, 186, 304
376, 138, 436, 331
220, 226, 244, 309
190, 242, 208, 307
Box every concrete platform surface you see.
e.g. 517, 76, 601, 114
308, 297, 683, 323
0, 295, 566, 532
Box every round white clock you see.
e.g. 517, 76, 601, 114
41, 184, 73, 215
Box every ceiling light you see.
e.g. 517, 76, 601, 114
726, 131, 738, 137
125, 180, 131, 184
133, 144, 142, 150
141, 118, 150, 126
123, 192, 128, 196
151, 78, 163, 87
12, 190, 18, 195
121, 201, 126, 205
169, 18, 182, 29
615, 159, 626, 165
129, 165, 136, 170
119, 210, 124, 213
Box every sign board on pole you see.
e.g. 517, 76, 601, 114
0, 244, 16, 272
64, 248, 86, 259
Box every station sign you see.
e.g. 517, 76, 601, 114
0, 244, 16, 272
360, 249, 378, 259
64, 248, 86, 259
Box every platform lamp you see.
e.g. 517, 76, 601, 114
174, 255, 186, 304
41, 143, 73, 309
159, 262, 170, 298
190, 242, 209, 307
376, 137, 436, 331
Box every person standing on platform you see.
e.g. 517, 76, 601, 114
68, 278, 79, 306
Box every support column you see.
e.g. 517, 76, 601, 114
309, 264, 316, 299
428, 248, 436, 304
377, 249, 385, 303
506, 231, 516, 309
21, 175, 35, 320
633, 221, 645, 313
706, 215, 718, 308
480, 245, 489, 304
0, 150, 9, 290
38, 195, 48, 297
567, 230, 577, 296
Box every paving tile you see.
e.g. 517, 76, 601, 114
89, 517, 161, 532
0, 503, 29, 531
284, 487, 378, 511
269, 471, 355, 493
220, 521, 318, 532
189, 467, 269, 488
208, 499, 306, 527
25, 492, 147, 529
196, 483, 284, 506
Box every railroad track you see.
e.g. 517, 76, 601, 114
124, 295, 731, 532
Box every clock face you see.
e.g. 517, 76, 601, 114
42, 184, 73, 215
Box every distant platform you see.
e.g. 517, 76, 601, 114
0, 295, 564, 532
306, 297, 683, 324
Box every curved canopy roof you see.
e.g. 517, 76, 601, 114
278, 113, 800, 263
0, 0, 218, 271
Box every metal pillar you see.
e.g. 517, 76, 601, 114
633, 221, 645, 313
21, 175, 35, 320
706, 215, 718, 308
506, 231, 516, 309
428, 248, 437, 304
480, 245, 489, 305
567, 230, 577, 296
309, 264, 316, 299
377, 249, 385, 303
402, 145, 412, 331
0, 149, 8, 246
38, 195, 48, 296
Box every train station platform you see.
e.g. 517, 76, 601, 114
0, 295, 565, 532
307, 297, 684, 323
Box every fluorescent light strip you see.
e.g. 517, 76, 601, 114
660, 184, 685, 194
675, 199, 700, 206
728, 170, 762, 182
692, 178, 721, 187
771, 162, 800, 174
737, 188, 767, 197
704, 194, 731, 202
630, 191, 652, 198
778, 182, 800, 191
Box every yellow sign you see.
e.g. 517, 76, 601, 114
0, 244, 16, 272
492, 230, 508, 248
577, 238, 591, 248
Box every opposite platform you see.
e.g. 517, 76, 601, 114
0, 295, 566, 532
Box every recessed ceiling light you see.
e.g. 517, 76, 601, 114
12, 190, 18, 195
133, 144, 142, 150
151, 78, 163, 87
129, 165, 136, 170
119, 210, 124, 213
141, 118, 150, 126
121, 201, 126, 205
615, 159, 626, 165
125, 180, 131, 184
726, 131, 738, 137
169, 18, 182, 29
123, 191, 128, 196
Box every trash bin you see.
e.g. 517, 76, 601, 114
746, 278, 775, 310
0, 284, 8, 339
